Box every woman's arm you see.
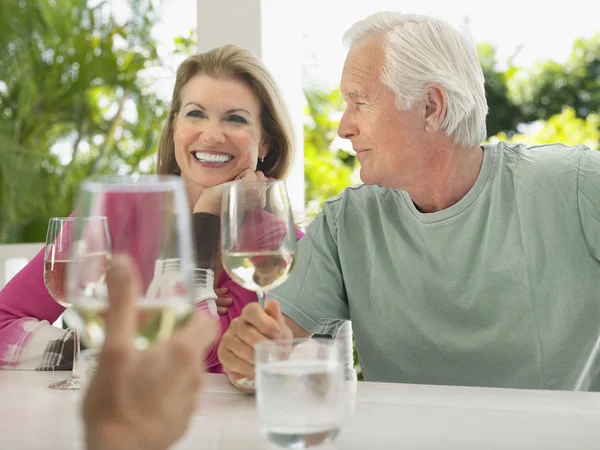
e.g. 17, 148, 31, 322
0, 247, 70, 369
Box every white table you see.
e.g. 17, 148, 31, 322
0, 371, 599, 449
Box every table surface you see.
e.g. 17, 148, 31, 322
1, 371, 599, 449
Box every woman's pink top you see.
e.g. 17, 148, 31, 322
0, 209, 303, 372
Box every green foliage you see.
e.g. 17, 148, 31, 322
491, 107, 600, 149
303, 88, 357, 221
477, 43, 524, 136
508, 33, 600, 122
0, 0, 168, 243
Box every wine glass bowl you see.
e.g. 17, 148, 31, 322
44, 216, 110, 390
67, 175, 199, 357
220, 180, 297, 307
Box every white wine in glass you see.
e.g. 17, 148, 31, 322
221, 250, 295, 294
68, 175, 198, 372
44, 216, 110, 390
221, 180, 298, 389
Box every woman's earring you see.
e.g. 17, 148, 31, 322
260, 155, 265, 163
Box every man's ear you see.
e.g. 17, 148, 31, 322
424, 85, 447, 133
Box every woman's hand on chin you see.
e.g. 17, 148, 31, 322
193, 169, 273, 216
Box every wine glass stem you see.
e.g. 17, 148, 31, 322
72, 326, 80, 378
257, 290, 267, 308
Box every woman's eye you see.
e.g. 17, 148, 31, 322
186, 110, 205, 118
228, 115, 248, 124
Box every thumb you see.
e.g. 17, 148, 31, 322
103, 254, 141, 351
175, 310, 219, 358
264, 299, 290, 336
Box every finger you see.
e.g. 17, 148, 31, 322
104, 254, 141, 351
242, 303, 284, 339
238, 323, 269, 350
235, 168, 255, 181
227, 372, 256, 393
220, 347, 256, 377
264, 299, 287, 333
256, 171, 267, 182
215, 296, 233, 308
223, 333, 255, 366
175, 359, 206, 396
174, 311, 219, 356
217, 307, 229, 316
214, 287, 229, 295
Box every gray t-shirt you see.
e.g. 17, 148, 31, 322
271, 142, 600, 390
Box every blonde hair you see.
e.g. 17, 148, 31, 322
157, 44, 295, 179
344, 12, 488, 147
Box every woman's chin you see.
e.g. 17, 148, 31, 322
184, 170, 234, 188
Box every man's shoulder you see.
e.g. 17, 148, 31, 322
321, 184, 392, 213
490, 141, 591, 183
492, 141, 589, 168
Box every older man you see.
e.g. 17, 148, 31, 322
218, 11, 600, 391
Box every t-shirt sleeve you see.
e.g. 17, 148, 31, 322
270, 200, 349, 336
577, 148, 600, 262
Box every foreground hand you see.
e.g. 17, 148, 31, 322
83, 255, 218, 450
193, 169, 271, 216
217, 299, 292, 393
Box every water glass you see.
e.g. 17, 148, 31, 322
255, 338, 345, 448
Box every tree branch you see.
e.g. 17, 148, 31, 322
68, 118, 87, 168
88, 93, 128, 176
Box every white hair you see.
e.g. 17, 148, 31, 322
343, 11, 488, 148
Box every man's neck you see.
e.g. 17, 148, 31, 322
405, 145, 484, 214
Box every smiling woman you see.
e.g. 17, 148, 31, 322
172, 75, 267, 189
0, 44, 302, 376
151, 45, 302, 374
157, 45, 294, 187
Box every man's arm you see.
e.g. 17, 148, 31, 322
218, 199, 350, 392
284, 313, 313, 339
577, 147, 600, 261
269, 200, 350, 337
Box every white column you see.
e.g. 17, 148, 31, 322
196, 0, 305, 217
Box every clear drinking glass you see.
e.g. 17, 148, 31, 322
255, 338, 345, 448
67, 175, 200, 381
221, 180, 298, 390
44, 216, 110, 390
221, 180, 297, 307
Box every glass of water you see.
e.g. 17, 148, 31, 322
255, 338, 345, 448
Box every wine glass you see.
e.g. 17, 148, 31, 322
67, 175, 199, 382
221, 180, 298, 389
221, 180, 297, 306
44, 216, 110, 390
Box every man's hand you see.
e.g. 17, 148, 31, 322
83, 255, 218, 450
217, 299, 292, 393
